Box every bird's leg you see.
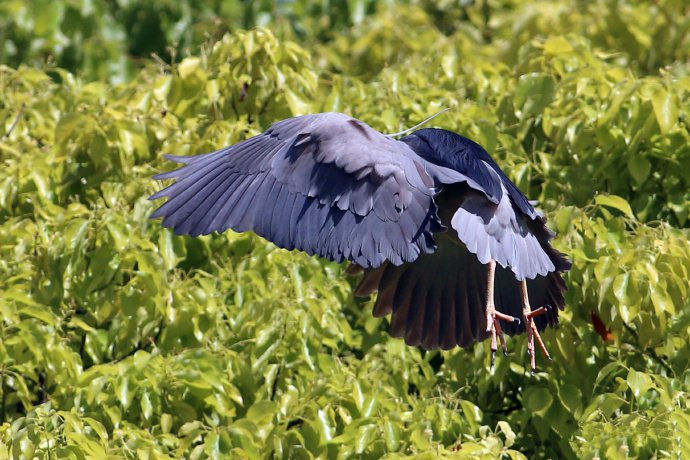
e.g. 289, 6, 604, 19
485, 259, 520, 367
520, 280, 551, 372
485, 260, 499, 363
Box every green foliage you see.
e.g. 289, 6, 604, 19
1, 1, 690, 458
0, 0, 381, 83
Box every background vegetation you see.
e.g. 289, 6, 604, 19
1, 0, 689, 458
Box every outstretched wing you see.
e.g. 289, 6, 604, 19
355, 235, 566, 350
150, 113, 446, 268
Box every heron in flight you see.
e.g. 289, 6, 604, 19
150, 113, 571, 371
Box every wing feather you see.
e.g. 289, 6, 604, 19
450, 181, 567, 280
176, 169, 236, 235
439, 269, 457, 350
421, 264, 444, 349
356, 236, 566, 349
194, 171, 242, 234
151, 113, 444, 268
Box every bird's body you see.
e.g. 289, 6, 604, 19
150, 112, 570, 369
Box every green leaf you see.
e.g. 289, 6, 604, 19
284, 88, 310, 116
652, 88, 678, 134
612, 273, 630, 307
246, 400, 277, 427
19, 305, 58, 325
543, 36, 574, 55
522, 386, 554, 415
117, 377, 131, 410
627, 369, 654, 400
354, 424, 377, 454
316, 408, 334, 443
595, 194, 634, 218
161, 413, 173, 434
178, 57, 201, 79
383, 419, 401, 451
141, 392, 153, 420
650, 286, 675, 315
497, 421, 516, 448
558, 383, 582, 416
627, 155, 651, 186
460, 400, 483, 434
83, 417, 109, 441
514, 73, 556, 118
583, 393, 626, 420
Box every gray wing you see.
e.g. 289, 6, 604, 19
355, 235, 566, 350
449, 164, 570, 280
149, 113, 446, 268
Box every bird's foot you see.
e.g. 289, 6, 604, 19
523, 305, 552, 373
486, 302, 520, 369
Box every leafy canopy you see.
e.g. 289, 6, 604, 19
1, 1, 690, 459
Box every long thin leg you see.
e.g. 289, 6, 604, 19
485, 260, 519, 367
520, 280, 551, 372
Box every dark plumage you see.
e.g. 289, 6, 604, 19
150, 112, 571, 367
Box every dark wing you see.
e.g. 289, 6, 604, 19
150, 113, 449, 268
355, 235, 566, 350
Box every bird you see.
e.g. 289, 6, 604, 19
149, 112, 571, 371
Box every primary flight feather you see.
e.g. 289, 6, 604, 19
150, 112, 571, 370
